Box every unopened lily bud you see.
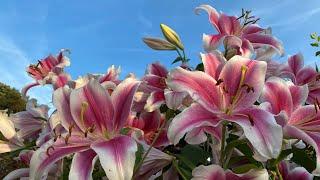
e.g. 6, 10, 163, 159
160, 24, 184, 50
143, 37, 177, 50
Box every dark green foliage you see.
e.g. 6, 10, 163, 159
195, 63, 204, 71
291, 145, 316, 172
310, 32, 320, 57
0, 82, 26, 114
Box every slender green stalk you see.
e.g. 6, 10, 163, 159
182, 49, 186, 61
275, 164, 283, 180
176, 49, 183, 60
133, 120, 167, 175
172, 159, 188, 180
223, 139, 247, 168
174, 154, 196, 170
220, 122, 227, 167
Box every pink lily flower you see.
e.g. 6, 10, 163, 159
127, 110, 169, 147
0, 110, 24, 153
167, 52, 282, 160
134, 143, 174, 179
35, 112, 66, 147
99, 65, 121, 85
259, 76, 320, 175
277, 53, 320, 104
4, 150, 62, 180
142, 62, 169, 112
195, 5, 284, 57
191, 164, 269, 180
10, 99, 49, 140
22, 49, 70, 96
30, 77, 140, 180
72, 65, 120, 91
278, 161, 313, 180
26, 50, 70, 82
50, 71, 73, 90
141, 62, 188, 112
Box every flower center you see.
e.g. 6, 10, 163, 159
159, 77, 167, 89
224, 65, 254, 116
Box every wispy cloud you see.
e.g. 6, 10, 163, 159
0, 35, 52, 105
138, 14, 153, 29
268, 7, 320, 30
254, 1, 291, 17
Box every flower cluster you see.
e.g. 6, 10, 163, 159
1, 4, 319, 180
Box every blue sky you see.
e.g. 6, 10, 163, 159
0, 0, 320, 105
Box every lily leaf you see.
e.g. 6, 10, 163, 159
311, 32, 317, 40
311, 42, 319, 47
291, 146, 316, 172
172, 57, 183, 64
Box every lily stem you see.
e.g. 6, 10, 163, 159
220, 122, 227, 168
172, 159, 188, 180
275, 164, 283, 180
175, 49, 184, 61
133, 120, 167, 175
182, 49, 186, 61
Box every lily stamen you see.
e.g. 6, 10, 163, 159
222, 86, 229, 93
64, 134, 71, 145
247, 114, 254, 126
159, 77, 167, 88
225, 65, 248, 114
84, 125, 95, 138
68, 123, 75, 135
46, 146, 55, 156
80, 102, 89, 124
53, 129, 60, 142
241, 84, 254, 93
216, 79, 224, 86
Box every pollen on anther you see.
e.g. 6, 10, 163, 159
46, 146, 55, 156
216, 79, 224, 86
64, 134, 71, 145
248, 114, 254, 126
68, 124, 75, 135
84, 125, 95, 138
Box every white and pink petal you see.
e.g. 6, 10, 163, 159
91, 136, 137, 180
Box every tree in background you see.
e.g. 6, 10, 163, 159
0, 83, 26, 179
0, 82, 26, 114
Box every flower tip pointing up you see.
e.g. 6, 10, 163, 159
160, 23, 184, 50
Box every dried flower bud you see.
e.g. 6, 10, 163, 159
143, 37, 177, 50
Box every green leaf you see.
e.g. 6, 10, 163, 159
172, 57, 183, 64
180, 145, 211, 167
316, 51, 320, 56
311, 42, 319, 47
228, 156, 250, 167
317, 36, 320, 42
195, 63, 204, 71
179, 166, 192, 179
232, 164, 258, 174
291, 146, 316, 172
311, 32, 317, 39
175, 154, 196, 170
172, 160, 189, 180
120, 127, 131, 135
133, 143, 145, 169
